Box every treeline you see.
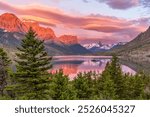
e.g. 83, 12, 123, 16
0, 28, 150, 100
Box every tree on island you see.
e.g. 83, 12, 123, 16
11, 28, 52, 99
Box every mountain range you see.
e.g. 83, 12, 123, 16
1, 12, 150, 67
108, 26, 150, 56
104, 26, 150, 71
83, 41, 127, 52
0, 13, 90, 56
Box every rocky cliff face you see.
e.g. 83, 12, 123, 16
0, 13, 90, 55
0, 13, 79, 44
0, 13, 27, 33
24, 21, 56, 40
0, 13, 56, 40
109, 26, 150, 55
58, 35, 78, 45
106, 26, 150, 70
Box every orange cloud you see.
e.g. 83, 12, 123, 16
0, 1, 138, 29
0, 1, 148, 42
21, 15, 57, 27
83, 25, 125, 33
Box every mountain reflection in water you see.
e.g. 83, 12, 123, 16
50, 56, 136, 79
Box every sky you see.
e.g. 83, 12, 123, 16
0, 0, 150, 44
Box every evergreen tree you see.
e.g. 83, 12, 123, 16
0, 48, 10, 96
109, 55, 122, 80
123, 73, 146, 100
91, 71, 100, 99
122, 74, 135, 99
93, 75, 103, 99
106, 55, 125, 99
83, 71, 96, 99
12, 28, 52, 99
50, 70, 76, 100
73, 72, 94, 99
133, 74, 145, 99
100, 62, 117, 99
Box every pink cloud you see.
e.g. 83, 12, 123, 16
0, 1, 148, 43
0, 1, 134, 26
83, 25, 126, 33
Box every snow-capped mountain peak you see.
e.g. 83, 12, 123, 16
83, 42, 127, 52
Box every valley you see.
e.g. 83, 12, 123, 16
0, 0, 150, 101
0, 13, 150, 74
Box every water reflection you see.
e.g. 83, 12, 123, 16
50, 56, 136, 79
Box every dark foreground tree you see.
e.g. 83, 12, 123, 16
11, 28, 52, 99
105, 55, 125, 99
50, 70, 76, 100
73, 72, 95, 99
0, 48, 10, 96
99, 62, 117, 99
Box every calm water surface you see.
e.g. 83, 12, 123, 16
50, 56, 136, 79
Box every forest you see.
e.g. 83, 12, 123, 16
0, 28, 150, 100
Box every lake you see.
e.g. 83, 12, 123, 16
50, 56, 136, 79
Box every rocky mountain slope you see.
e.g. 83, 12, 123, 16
106, 26, 150, 71
109, 26, 150, 56
58, 35, 78, 45
0, 13, 27, 33
24, 21, 56, 40
0, 13, 90, 55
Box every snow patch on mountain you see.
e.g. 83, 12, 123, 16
83, 42, 127, 52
